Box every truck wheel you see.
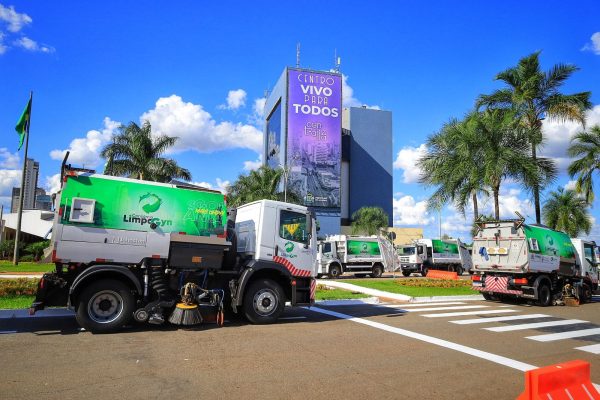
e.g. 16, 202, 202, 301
371, 264, 383, 278
402, 271, 411, 277
455, 266, 464, 276
242, 279, 285, 324
482, 292, 494, 301
328, 264, 342, 279
536, 283, 552, 307
581, 283, 592, 304
421, 267, 428, 277
75, 279, 135, 333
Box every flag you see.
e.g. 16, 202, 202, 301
15, 95, 32, 151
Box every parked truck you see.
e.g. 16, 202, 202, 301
397, 238, 472, 277
470, 215, 598, 306
315, 234, 397, 278
30, 161, 317, 333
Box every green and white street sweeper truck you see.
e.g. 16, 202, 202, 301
397, 239, 472, 277
471, 215, 598, 306
315, 234, 397, 278
30, 161, 317, 333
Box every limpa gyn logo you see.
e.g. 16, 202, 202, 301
139, 193, 162, 213
284, 241, 297, 258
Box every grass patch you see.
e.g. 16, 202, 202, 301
0, 279, 39, 296
347, 278, 478, 297
0, 295, 34, 309
0, 261, 54, 273
316, 285, 369, 301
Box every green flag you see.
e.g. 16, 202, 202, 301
15, 95, 32, 151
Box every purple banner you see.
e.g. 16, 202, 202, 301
287, 69, 342, 208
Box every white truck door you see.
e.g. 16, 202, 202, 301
273, 208, 314, 277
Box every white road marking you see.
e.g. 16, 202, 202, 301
575, 344, 600, 355
450, 314, 551, 325
423, 309, 518, 318
279, 316, 307, 320
527, 328, 600, 342
485, 319, 588, 332
384, 302, 466, 308
394, 305, 490, 313
306, 306, 537, 371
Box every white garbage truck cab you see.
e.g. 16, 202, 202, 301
398, 238, 472, 277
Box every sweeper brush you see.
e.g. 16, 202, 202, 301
168, 303, 203, 325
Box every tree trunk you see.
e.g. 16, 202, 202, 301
532, 144, 541, 224
494, 187, 500, 220
472, 193, 479, 220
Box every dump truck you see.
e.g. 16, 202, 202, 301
397, 238, 472, 277
30, 160, 317, 333
470, 215, 598, 306
315, 234, 397, 278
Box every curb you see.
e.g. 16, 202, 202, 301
0, 308, 74, 319
0, 274, 43, 279
316, 297, 380, 306
317, 280, 483, 303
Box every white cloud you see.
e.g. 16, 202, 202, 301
565, 180, 577, 191
582, 32, 600, 55
341, 74, 380, 110
393, 144, 426, 183
540, 105, 600, 172
13, 36, 54, 53
393, 195, 435, 226
192, 178, 230, 194
0, 4, 31, 32
50, 117, 121, 168
243, 155, 262, 171
441, 211, 472, 235
253, 97, 266, 118
0, 32, 6, 54
0, 169, 21, 197
220, 89, 247, 110
0, 148, 19, 169
141, 95, 262, 154
44, 174, 61, 195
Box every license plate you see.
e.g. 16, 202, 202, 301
472, 281, 483, 287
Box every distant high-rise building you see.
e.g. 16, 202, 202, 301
10, 158, 40, 213
35, 188, 52, 211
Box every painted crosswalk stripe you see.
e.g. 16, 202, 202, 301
423, 309, 518, 318
527, 328, 600, 342
395, 305, 490, 313
450, 314, 551, 325
384, 302, 466, 308
484, 319, 588, 332
575, 344, 600, 354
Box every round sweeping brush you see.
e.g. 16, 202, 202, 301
168, 283, 203, 326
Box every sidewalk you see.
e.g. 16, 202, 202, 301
0, 274, 43, 279
317, 279, 483, 303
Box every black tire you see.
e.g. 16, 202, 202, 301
75, 279, 135, 333
581, 283, 593, 304
421, 266, 429, 277
355, 273, 368, 278
316, 274, 323, 279
328, 264, 342, 279
242, 279, 285, 324
402, 271, 411, 277
455, 266, 464, 276
371, 264, 383, 278
536, 283, 552, 307
482, 292, 494, 301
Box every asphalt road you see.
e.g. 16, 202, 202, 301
2, 298, 600, 399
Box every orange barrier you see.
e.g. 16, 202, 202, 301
517, 360, 600, 400
425, 270, 458, 280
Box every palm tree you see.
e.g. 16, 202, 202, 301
351, 207, 389, 236
543, 188, 592, 237
226, 165, 301, 207
568, 125, 600, 203
477, 52, 592, 223
101, 121, 191, 182
418, 117, 487, 220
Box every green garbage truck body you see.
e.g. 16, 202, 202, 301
32, 168, 317, 333
471, 220, 598, 306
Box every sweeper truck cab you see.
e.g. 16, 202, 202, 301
31, 161, 317, 333
471, 214, 598, 306
398, 238, 472, 277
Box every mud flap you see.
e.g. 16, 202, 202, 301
29, 273, 69, 315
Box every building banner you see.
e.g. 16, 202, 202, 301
287, 69, 342, 208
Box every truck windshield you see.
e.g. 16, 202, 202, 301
584, 244, 596, 264
280, 210, 308, 244
398, 247, 415, 255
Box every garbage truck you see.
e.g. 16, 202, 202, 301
315, 234, 397, 278
30, 159, 317, 333
397, 238, 472, 277
470, 214, 598, 306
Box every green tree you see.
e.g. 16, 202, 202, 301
101, 121, 191, 182
24, 240, 50, 261
419, 117, 487, 220
567, 125, 600, 203
351, 207, 389, 236
477, 52, 592, 223
542, 187, 592, 237
226, 165, 301, 207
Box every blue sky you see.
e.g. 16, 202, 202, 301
1, 1, 599, 242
